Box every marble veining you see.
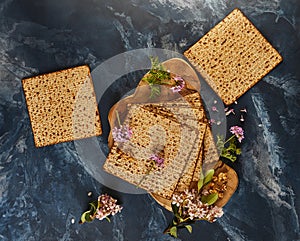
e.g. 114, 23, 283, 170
0, 0, 299, 240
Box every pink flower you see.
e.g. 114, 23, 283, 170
174, 76, 184, 82
230, 126, 244, 142
149, 154, 164, 167
95, 194, 123, 221
171, 76, 185, 93
211, 106, 218, 112
171, 189, 223, 222
209, 119, 216, 125
112, 125, 133, 142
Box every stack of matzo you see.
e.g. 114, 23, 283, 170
103, 91, 218, 199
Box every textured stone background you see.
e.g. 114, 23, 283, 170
0, 0, 299, 240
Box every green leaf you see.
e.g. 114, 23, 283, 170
218, 134, 242, 162
203, 169, 215, 185
90, 201, 97, 211
80, 211, 87, 224
201, 193, 219, 205
169, 226, 178, 238
171, 203, 179, 215
174, 209, 184, 222
185, 225, 193, 233
80, 210, 93, 224
172, 203, 184, 222
105, 216, 111, 222
198, 178, 204, 192
227, 144, 236, 152
221, 151, 237, 162
176, 214, 184, 223
197, 171, 204, 192
149, 85, 161, 99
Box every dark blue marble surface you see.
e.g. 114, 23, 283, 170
0, 0, 299, 240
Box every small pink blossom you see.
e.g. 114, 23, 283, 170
211, 106, 218, 112
112, 125, 133, 142
209, 119, 216, 125
171, 76, 185, 93
240, 108, 247, 113
150, 154, 164, 167
209, 119, 221, 126
95, 194, 123, 221
230, 126, 244, 142
171, 189, 223, 222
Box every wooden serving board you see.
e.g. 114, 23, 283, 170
107, 58, 238, 211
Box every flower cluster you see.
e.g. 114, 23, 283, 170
80, 194, 122, 224
95, 194, 123, 221
211, 106, 218, 112
149, 153, 165, 168
170, 76, 185, 93
230, 125, 244, 142
171, 189, 223, 223
112, 125, 133, 142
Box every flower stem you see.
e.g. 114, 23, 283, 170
223, 135, 235, 145
160, 80, 171, 85
136, 161, 155, 188
116, 111, 121, 127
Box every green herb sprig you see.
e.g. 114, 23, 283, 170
217, 135, 242, 162
142, 57, 171, 98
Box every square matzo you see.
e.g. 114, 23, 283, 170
184, 8, 282, 105
22, 65, 102, 147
